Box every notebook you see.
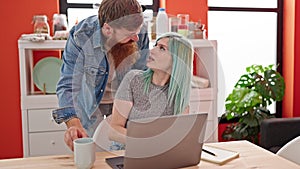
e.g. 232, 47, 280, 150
106, 113, 208, 169
201, 145, 239, 165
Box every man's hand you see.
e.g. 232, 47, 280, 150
64, 118, 88, 151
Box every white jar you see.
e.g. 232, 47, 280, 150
156, 8, 169, 37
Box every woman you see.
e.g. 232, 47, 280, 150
108, 32, 194, 149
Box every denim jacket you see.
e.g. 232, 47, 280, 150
52, 15, 149, 136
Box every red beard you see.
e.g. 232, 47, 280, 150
108, 41, 138, 70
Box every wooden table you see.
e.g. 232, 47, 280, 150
0, 140, 299, 169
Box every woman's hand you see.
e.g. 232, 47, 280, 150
64, 118, 88, 151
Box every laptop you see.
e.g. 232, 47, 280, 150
106, 113, 208, 169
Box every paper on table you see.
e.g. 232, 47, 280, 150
201, 145, 239, 165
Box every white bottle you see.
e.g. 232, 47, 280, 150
156, 8, 169, 37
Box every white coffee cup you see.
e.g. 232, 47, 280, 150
73, 137, 96, 169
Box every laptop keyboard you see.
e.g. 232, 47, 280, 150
116, 164, 124, 169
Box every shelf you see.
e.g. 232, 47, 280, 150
18, 39, 214, 50
189, 39, 217, 48
19, 39, 214, 50
18, 38, 219, 157
18, 39, 65, 97
150, 39, 216, 49
18, 40, 67, 50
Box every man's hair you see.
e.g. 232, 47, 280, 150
143, 32, 194, 115
98, 0, 144, 30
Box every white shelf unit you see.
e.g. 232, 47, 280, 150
18, 39, 218, 157
18, 39, 72, 157
189, 39, 218, 143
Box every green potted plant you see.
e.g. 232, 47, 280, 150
221, 64, 285, 144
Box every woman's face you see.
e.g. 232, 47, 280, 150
147, 38, 173, 74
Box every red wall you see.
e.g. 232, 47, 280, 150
282, 0, 295, 117
293, 1, 300, 117
0, 0, 59, 159
282, 0, 300, 117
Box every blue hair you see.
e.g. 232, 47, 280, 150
143, 32, 194, 114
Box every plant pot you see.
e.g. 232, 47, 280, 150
218, 123, 229, 142
218, 122, 238, 142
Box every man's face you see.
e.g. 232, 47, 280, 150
108, 25, 142, 46
105, 26, 142, 69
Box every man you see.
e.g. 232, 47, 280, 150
52, 0, 149, 151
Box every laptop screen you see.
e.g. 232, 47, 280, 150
106, 113, 208, 169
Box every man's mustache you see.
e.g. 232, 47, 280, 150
120, 39, 135, 46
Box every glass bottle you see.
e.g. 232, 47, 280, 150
33, 15, 50, 34
177, 14, 189, 37
52, 14, 68, 35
